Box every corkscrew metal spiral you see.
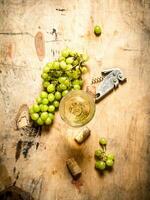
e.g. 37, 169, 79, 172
91, 76, 103, 84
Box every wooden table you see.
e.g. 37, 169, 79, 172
0, 0, 150, 199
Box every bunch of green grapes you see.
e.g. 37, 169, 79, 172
95, 138, 115, 171
29, 48, 88, 126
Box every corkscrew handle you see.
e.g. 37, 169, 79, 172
94, 68, 126, 102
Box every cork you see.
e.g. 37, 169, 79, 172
74, 127, 91, 144
66, 158, 82, 179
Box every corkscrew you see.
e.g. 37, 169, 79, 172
92, 68, 126, 102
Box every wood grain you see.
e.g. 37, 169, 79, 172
0, 0, 150, 200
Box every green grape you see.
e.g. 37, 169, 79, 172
55, 91, 62, 100
41, 112, 48, 121
40, 104, 48, 112
43, 81, 50, 88
72, 79, 82, 86
60, 61, 67, 70
94, 25, 102, 36
42, 98, 49, 105
58, 77, 67, 83
69, 51, 75, 57
58, 56, 65, 62
47, 84, 55, 93
81, 66, 88, 74
66, 64, 72, 70
48, 113, 55, 120
61, 48, 69, 57
40, 91, 48, 99
66, 57, 74, 64
45, 117, 52, 125
62, 90, 69, 96
106, 159, 114, 167
48, 105, 55, 112
95, 161, 106, 170
107, 153, 115, 161
66, 71, 72, 78
48, 93, 55, 102
73, 84, 81, 90
59, 83, 67, 90
43, 65, 50, 73
29, 106, 34, 114
56, 85, 62, 92
73, 59, 79, 66
64, 79, 70, 87
72, 71, 80, 79
47, 62, 53, 69
95, 149, 103, 159
99, 138, 107, 145
81, 53, 89, 62
33, 104, 40, 112
53, 100, 59, 108
37, 117, 44, 125
31, 113, 39, 121
53, 61, 60, 70
41, 72, 48, 80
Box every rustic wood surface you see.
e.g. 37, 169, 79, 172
0, 0, 150, 200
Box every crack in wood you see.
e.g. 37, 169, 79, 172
0, 32, 34, 37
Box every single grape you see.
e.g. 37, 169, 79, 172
48, 113, 55, 120
37, 117, 44, 125
72, 71, 80, 79
58, 56, 65, 62
47, 84, 55, 93
58, 77, 67, 84
40, 91, 48, 99
94, 25, 102, 36
62, 90, 69, 96
40, 104, 48, 112
59, 83, 67, 90
47, 62, 53, 70
106, 159, 114, 167
95, 149, 103, 158
61, 48, 69, 57
53, 100, 59, 108
107, 153, 115, 161
60, 61, 67, 70
42, 98, 49, 105
48, 93, 55, 102
33, 104, 40, 112
69, 51, 75, 57
41, 112, 48, 121
55, 91, 62, 100
56, 85, 62, 92
43, 81, 50, 88
99, 138, 107, 145
95, 161, 106, 170
43, 65, 50, 73
41, 72, 48, 80
64, 79, 70, 87
73, 59, 79, 66
73, 84, 81, 90
45, 117, 52, 125
81, 53, 89, 62
66, 64, 72, 70
29, 106, 34, 114
66, 57, 74, 64
31, 113, 39, 121
48, 105, 55, 113
53, 61, 60, 70
81, 66, 88, 74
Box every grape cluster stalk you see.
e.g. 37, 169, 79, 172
29, 48, 88, 126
